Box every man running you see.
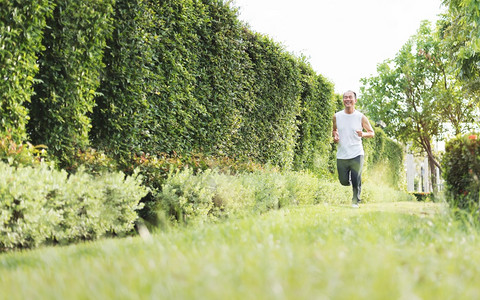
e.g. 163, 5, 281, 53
332, 90, 375, 208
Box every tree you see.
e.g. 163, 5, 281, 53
360, 21, 476, 193
439, 0, 480, 94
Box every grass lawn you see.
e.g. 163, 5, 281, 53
1, 200, 479, 300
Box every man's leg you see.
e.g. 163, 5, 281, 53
337, 159, 351, 186
350, 155, 364, 204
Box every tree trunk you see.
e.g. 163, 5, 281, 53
421, 136, 441, 194
428, 155, 438, 194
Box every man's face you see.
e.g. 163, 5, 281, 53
343, 92, 357, 108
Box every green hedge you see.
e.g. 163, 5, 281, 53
90, 0, 152, 160
240, 32, 301, 168
442, 134, 480, 210
363, 127, 405, 188
3, 0, 335, 172
0, 162, 147, 251
0, 0, 53, 142
90, 0, 333, 171
92, 0, 255, 161
294, 60, 335, 175
28, 0, 115, 165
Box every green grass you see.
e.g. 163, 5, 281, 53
1, 201, 479, 300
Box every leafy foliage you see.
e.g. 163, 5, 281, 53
0, 162, 147, 251
293, 59, 335, 174
0, 0, 53, 141
360, 21, 471, 192
3, 0, 336, 173
442, 134, 480, 210
440, 0, 480, 92
148, 161, 411, 226
66, 148, 119, 175
28, 0, 115, 165
90, 0, 152, 160
153, 168, 322, 225
126, 151, 265, 226
361, 22, 444, 145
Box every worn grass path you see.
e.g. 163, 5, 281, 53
1, 200, 479, 300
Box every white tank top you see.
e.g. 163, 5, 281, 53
335, 110, 364, 159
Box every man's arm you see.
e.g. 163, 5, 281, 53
359, 115, 375, 138
332, 115, 339, 143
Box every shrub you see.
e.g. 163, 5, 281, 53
51, 168, 147, 243
0, 162, 147, 251
150, 168, 292, 225
283, 171, 323, 206
243, 172, 287, 213
0, 162, 63, 250
442, 134, 480, 210
125, 152, 266, 226
147, 168, 337, 226
155, 168, 216, 224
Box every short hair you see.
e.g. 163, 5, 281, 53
343, 90, 357, 99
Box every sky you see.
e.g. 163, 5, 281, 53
232, 0, 445, 95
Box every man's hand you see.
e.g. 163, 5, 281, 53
333, 131, 339, 143
356, 130, 363, 138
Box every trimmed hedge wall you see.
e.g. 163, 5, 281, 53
1, 0, 336, 171
89, 0, 336, 170
294, 60, 335, 175
27, 0, 115, 165
0, 0, 53, 142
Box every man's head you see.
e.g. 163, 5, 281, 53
343, 90, 357, 109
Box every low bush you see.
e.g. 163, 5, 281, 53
152, 168, 300, 225
148, 168, 414, 226
155, 168, 216, 224
0, 162, 147, 251
125, 152, 265, 226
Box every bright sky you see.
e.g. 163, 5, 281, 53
232, 0, 445, 95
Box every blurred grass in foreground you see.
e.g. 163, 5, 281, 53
1, 201, 479, 300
